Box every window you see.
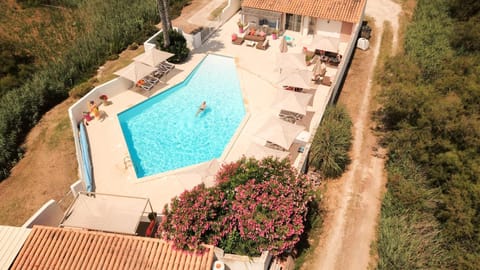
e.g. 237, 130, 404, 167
308, 18, 317, 35
285, 14, 302, 32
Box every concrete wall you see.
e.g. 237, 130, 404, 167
214, 248, 272, 270
144, 30, 163, 51
295, 7, 367, 173
68, 77, 132, 192
23, 200, 64, 228
220, 0, 241, 24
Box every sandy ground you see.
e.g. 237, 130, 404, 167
300, 0, 401, 269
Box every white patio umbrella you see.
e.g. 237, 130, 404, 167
276, 68, 313, 89
133, 48, 174, 67
254, 116, 305, 150
310, 35, 340, 53
245, 143, 290, 160
276, 53, 308, 72
274, 90, 312, 115
114, 61, 157, 83
279, 36, 288, 53
313, 59, 327, 78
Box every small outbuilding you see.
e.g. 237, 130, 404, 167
357, 37, 370, 50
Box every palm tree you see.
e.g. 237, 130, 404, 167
157, 0, 171, 47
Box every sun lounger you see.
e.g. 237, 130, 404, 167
279, 110, 303, 123
137, 79, 154, 91
145, 75, 159, 85
140, 82, 154, 91
256, 39, 269, 50
160, 61, 175, 69
153, 69, 165, 79
232, 37, 244, 45
265, 141, 287, 151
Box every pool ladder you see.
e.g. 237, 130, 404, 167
124, 155, 132, 170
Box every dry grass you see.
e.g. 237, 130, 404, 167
95, 46, 145, 85
0, 100, 78, 226
208, 1, 227, 21
0, 38, 145, 226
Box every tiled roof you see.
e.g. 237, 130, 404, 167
0, 226, 31, 270
242, 0, 366, 23
11, 226, 214, 270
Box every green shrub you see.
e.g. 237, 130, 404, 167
156, 29, 190, 63
0, 0, 159, 180
161, 157, 315, 257
128, 42, 139, 50
309, 105, 352, 178
106, 54, 119, 61
68, 81, 94, 98
376, 0, 480, 267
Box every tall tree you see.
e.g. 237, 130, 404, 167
157, 0, 171, 47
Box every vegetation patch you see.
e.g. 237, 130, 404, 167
0, 0, 159, 180
160, 157, 316, 257
208, 1, 227, 21
156, 29, 190, 63
376, 0, 480, 268
309, 105, 353, 178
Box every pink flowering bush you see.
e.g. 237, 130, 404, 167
160, 157, 314, 256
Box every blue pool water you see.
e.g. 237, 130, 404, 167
118, 54, 245, 178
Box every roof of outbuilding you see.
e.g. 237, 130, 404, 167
0, 226, 31, 270
242, 0, 367, 23
11, 225, 214, 270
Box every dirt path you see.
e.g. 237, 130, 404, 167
301, 0, 401, 269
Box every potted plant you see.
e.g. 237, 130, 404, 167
99, 94, 110, 106
271, 29, 278, 40
237, 20, 244, 34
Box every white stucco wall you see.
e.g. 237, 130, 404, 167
23, 200, 64, 228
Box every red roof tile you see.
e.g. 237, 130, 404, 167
11, 226, 214, 270
242, 0, 366, 23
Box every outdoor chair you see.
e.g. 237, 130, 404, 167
256, 39, 269, 50
232, 34, 244, 45
246, 40, 256, 47
321, 76, 332, 86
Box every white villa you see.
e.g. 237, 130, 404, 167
240, 0, 366, 54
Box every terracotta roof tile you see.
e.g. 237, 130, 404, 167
11, 226, 214, 270
242, 0, 366, 23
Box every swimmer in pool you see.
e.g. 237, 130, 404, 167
195, 101, 207, 116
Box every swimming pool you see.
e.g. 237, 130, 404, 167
118, 54, 245, 178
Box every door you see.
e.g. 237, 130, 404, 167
285, 13, 302, 32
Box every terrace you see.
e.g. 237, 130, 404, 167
68, 11, 354, 212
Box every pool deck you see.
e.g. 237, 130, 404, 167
84, 13, 335, 211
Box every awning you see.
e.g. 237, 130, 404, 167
133, 48, 174, 67
274, 90, 312, 115
309, 35, 340, 53
276, 68, 313, 90
245, 143, 290, 160
61, 192, 153, 235
114, 61, 157, 83
254, 116, 305, 150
